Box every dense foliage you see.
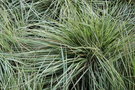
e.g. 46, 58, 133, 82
0, 0, 135, 90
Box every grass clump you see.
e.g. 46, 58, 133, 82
0, 0, 135, 90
